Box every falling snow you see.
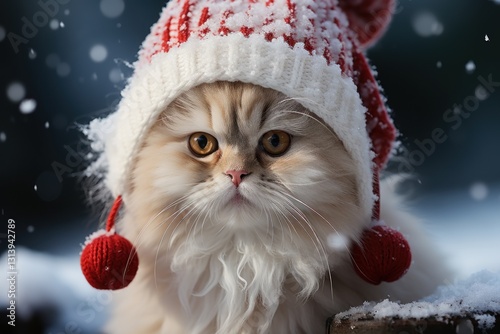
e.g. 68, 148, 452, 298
90, 44, 108, 62
50, 19, 60, 30
412, 12, 444, 37
470, 182, 489, 201
465, 61, 476, 74
6, 82, 26, 103
29, 49, 37, 60
100, 0, 126, 19
0, 1, 497, 331
475, 85, 489, 101
60, 21, 65, 28
327, 234, 349, 251
109, 68, 124, 83
485, 34, 490, 42
20, 99, 37, 114
57, 63, 71, 77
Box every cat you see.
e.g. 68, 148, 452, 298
104, 81, 451, 334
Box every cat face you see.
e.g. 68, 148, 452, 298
128, 81, 362, 258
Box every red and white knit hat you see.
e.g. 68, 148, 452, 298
81, 0, 412, 290
103, 0, 397, 217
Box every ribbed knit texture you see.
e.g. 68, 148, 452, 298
96, 0, 397, 221
81, 0, 414, 289
351, 225, 412, 285
80, 196, 139, 290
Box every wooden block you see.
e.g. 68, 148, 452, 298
327, 312, 500, 333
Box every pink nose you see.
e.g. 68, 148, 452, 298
225, 170, 250, 187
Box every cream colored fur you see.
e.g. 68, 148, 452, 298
105, 82, 451, 334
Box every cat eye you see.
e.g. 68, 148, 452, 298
260, 130, 291, 156
188, 132, 219, 157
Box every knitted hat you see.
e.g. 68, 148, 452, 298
81, 0, 411, 289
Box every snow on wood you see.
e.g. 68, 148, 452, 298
330, 270, 500, 333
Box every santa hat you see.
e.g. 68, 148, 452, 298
81, 0, 411, 290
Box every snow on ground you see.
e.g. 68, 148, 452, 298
1, 185, 498, 332
418, 184, 500, 277
0, 248, 108, 334
334, 184, 500, 330
335, 270, 500, 330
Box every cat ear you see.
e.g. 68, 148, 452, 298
80, 196, 139, 290
338, 0, 396, 48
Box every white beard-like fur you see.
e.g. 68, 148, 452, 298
103, 82, 452, 334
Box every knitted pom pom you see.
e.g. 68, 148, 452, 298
338, 0, 395, 47
351, 225, 412, 285
80, 196, 139, 290
80, 231, 139, 290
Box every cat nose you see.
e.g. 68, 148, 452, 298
224, 170, 250, 187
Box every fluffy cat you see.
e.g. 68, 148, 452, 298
104, 81, 451, 334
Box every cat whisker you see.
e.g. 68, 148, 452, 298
258, 181, 331, 299
199, 203, 216, 248
277, 96, 320, 108
280, 192, 340, 301
273, 196, 332, 300
281, 193, 340, 237
187, 200, 215, 247
278, 109, 338, 139
262, 205, 276, 245
123, 194, 191, 282
166, 200, 200, 248
129, 194, 190, 249
154, 200, 198, 289
281, 180, 326, 186
271, 202, 298, 247
284, 203, 323, 257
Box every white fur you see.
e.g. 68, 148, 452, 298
107, 179, 452, 334
104, 83, 452, 334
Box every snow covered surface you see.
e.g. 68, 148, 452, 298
2, 250, 499, 333
0, 248, 108, 334
418, 185, 500, 277
335, 185, 500, 330
335, 270, 500, 329
1, 186, 498, 332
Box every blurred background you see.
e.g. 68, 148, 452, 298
0, 0, 499, 333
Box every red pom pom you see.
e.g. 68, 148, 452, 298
80, 232, 139, 290
351, 225, 412, 285
338, 0, 395, 47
